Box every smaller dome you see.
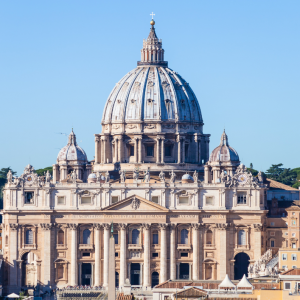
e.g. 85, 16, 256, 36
210, 130, 239, 162
88, 173, 97, 179
57, 130, 87, 163
182, 174, 193, 180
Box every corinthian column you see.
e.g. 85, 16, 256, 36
119, 223, 127, 289
217, 223, 228, 279
103, 223, 110, 288
94, 223, 102, 286
253, 224, 263, 260
170, 223, 177, 280
118, 136, 123, 163
69, 223, 78, 286
40, 223, 53, 286
95, 136, 100, 164
138, 138, 142, 163
191, 224, 200, 280
159, 223, 168, 283
161, 138, 165, 163
143, 223, 151, 289
134, 138, 138, 163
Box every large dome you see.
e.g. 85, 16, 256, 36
101, 21, 203, 134
57, 130, 87, 163
209, 130, 239, 162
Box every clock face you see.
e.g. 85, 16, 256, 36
238, 174, 248, 184
27, 176, 32, 182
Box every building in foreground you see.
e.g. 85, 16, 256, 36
2, 19, 282, 294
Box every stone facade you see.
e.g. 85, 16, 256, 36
2, 19, 271, 293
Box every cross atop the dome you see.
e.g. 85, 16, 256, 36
150, 12, 155, 20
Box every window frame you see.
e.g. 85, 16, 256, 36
282, 253, 287, 261
237, 192, 247, 205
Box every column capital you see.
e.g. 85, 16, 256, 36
170, 223, 177, 231
39, 223, 53, 231
118, 223, 128, 230
103, 223, 111, 230
9, 223, 18, 231
95, 136, 100, 142
158, 223, 168, 230
252, 223, 263, 232
68, 223, 78, 230
215, 223, 229, 230
142, 223, 151, 230
93, 223, 103, 230
191, 223, 201, 230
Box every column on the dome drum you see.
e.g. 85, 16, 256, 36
118, 135, 123, 163
138, 138, 142, 163
134, 137, 138, 163
161, 137, 165, 163
182, 137, 186, 163
177, 135, 181, 163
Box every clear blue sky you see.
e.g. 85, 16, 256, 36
0, 0, 299, 176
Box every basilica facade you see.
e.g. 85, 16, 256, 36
2, 20, 269, 293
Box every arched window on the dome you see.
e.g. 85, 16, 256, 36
83, 229, 91, 244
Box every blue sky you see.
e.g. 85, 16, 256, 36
0, 0, 299, 175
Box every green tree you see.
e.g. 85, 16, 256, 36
266, 163, 297, 187
35, 166, 53, 177
0, 167, 17, 209
247, 167, 259, 176
250, 163, 253, 169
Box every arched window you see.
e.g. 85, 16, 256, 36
238, 230, 246, 245
181, 229, 189, 244
206, 230, 213, 245
58, 230, 64, 245
83, 229, 91, 244
132, 229, 139, 244
25, 229, 33, 244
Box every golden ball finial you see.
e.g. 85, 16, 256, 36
150, 19, 155, 26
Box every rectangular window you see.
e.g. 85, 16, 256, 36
179, 196, 189, 204
271, 240, 275, 247
25, 192, 34, 204
152, 252, 158, 258
82, 252, 90, 257
165, 145, 172, 157
115, 252, 118, 257
282, 254, 287, 261
81, 197, 92, 204
284, 282, 291, 290
151, 196, 159, 204
292, 265, 297, 269
292, 233, 296, 237
185, 144, 189, 159
237, 192, 247, 204
111, 196, 119, 204
293, 243, 296, 249
292, 220, 296, 226
146, 145, 154, 157
206, 197, 214, 206
292, 254, 297, 261
181, 252, 188, 257
57, 266, 64, 280
282, 265, 287, 270
153, 233, 158, 244
130, 145, 134, 156
57, 196, 65, 205
271, 222, 275, 226
113, 233, 119, 244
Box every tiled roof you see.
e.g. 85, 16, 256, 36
266, 178, 299, 191
281, 268, 300, 275
116, 293, 134, 300
175, 287, 207, 297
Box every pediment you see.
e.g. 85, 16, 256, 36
103, 195, 169, 212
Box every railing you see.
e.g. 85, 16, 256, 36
128, 244, 143, 250
79, 244, 94, 250
177, 244, 192, 250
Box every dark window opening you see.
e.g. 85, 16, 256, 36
153, 233, 158, 244
237, 192, 247, 204
147, 145, 154, 157
130, 146, 134, 156
152, 252, 158, 258
185, 144, 189, 159
25, 192, 34, 204
82, 252, 90, 257
115, 252, 118, 257
181, 252, 188, 257
113, 233, 119, 244
165, 145, 172, 157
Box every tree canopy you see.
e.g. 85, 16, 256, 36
265, 163, 298, 187
35, 166, 53, 177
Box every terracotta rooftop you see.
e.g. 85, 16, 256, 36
116, 293, 134, 300
281, 268, 300, 275
175, 287, 207, 297
266, 178, 299, 191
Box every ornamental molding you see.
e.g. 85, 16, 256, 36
93, 223, 103, 230
9, 223, 18, 231
68, 223, 78, 230
158, 223, 168, 230
39, 223, 53, 231
142, 223, 151, 230
131, 197, 140, 210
